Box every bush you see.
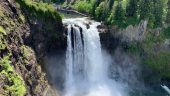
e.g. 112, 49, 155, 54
0, 55, 26, 96
162, 27, 170, 39
144, 51, 170, 81
0, 26, 6, 35
127, 42, 143, 54
16, 0, 62, 21
74, 1, 92, 13
125, 17, 140, 26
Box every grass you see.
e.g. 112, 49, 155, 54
16, 0, 62, 21
0, 55, 26, 96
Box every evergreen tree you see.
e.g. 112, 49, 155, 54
91, 0, 101, 16
139, 0, 153, 20
152, 0, 164, 27
95, 1, 109, 22
108, 0, 114, 10
114, 0, 125, 23
126, 0, 139, 17
95, 2, 106, 21
166, 0, 170, 24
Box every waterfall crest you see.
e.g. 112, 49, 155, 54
64, 18, 127, 96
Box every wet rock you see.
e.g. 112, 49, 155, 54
97, 24, 109, 33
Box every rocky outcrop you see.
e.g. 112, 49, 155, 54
98, 20, 148, 51
99, 19, 170, 87
0, 0, 64, 95
117, 20, 148, 42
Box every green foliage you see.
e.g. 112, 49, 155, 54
0, 55, 26, 96
0, 35, 7, 50
51, 0, 65, 3
144, 51, 170, 80
166, 0, 170, 24
16, 0, 62, 21
127, 42, 143, 54
19, 14, 26, 23
113, 1, 126, 27
162, 27, 170, 38
166, 9, 170, 24
0, 26, 6, 35
69, 0, 169, 28
0, 26, 7, 50
108, 0, 115, 10
125, 17, 140, 26
139, 0, 153, 20
126, 0, 139, 17
0, 6, 5, 17
114, 1, 125, 21
126, 29, 170, 83
152, 0, 164, 27
74, 1, 92, 13
95, 2, 109, 21
142, 31, 164, 52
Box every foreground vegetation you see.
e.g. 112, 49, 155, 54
0, 0, 60, 95
0, 55, 26, 96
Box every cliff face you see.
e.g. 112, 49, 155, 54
99, 20, 170, 87
0, 0, 64, 95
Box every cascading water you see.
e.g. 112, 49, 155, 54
63, 18, 127, 96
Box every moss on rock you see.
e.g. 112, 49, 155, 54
0, 55, 26, 96
0, 26, 6, 35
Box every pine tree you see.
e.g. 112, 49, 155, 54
108, 0, 114, 10
126, 0, 139, 17
95, 2, 106, 21
166, 0, 170, 24
114, 0, 125, 21
91, 0, 101, 16
139, 0, 153, 20
152, 0, 164, 27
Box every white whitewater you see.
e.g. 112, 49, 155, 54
161, 85, 170, 95
63, 18, 127, 96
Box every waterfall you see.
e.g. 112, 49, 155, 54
63, 18, 127, 96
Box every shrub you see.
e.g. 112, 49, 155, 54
127, 42, 143, 54
74, 1, 92, 13
16, 0, 62, 21
0, 26, 6, 35
144, 51, 170, 81
162, 27, 170, 39
0, 55, 26, 96
125, 17, 140, 26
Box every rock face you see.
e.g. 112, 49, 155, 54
0, 0, 65, 95
117, 20, 148, 42
98, 20, 148, 51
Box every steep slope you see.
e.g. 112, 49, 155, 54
0, 0, 63, 95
